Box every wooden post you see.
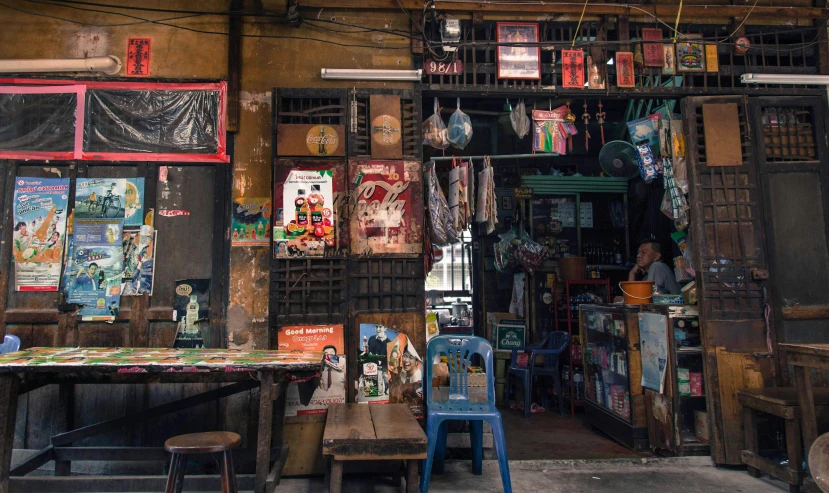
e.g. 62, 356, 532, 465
817, 0, 829, 75
54, 383, 75, 476
742, 405, 760, 477
618, 15, 630, 53
786, 414, 804, 483
329, 459, 343, 493
254, 371, 274, 493
794, 365, 819, 453
406, 459, 420, 493
0, 375, 20, 493
227, 0, 242, 132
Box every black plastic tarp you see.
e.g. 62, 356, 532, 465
0, 93, 76, 152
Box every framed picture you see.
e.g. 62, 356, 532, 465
676, 34, 705, 72
496, 22, 541, 80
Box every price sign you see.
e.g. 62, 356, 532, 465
424, 59, 464, 75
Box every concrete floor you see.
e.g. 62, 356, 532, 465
500, 407, 651, 460
274, 457, 787, 492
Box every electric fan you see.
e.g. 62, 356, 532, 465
598, 140, 640, 179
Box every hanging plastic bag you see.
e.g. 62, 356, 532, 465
448, 98, 473, 149
494, 227, 518, 272
422, 98, 448, 149
510, 99, 530, 139
426, 165, 458, 246
514, 229, 549, 273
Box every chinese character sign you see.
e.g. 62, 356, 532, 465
562, 50, 585, 89
127, 38, 151, 76
616, 52, 635, 88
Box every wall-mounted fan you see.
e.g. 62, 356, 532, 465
598, 140, 640, 179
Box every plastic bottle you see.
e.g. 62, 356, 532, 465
296, 189, 308, 226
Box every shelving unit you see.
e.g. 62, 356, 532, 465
642, 304, 710, 457
551, 280, 610, 415
580, 303, 648, 451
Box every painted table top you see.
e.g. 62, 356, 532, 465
0, 347, 322, 373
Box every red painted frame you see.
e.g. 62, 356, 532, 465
0, 79, 228, 163
495, 22, 541, 80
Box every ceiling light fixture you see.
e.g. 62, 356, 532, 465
741, 73, 829, 85
320, 68, 423, 81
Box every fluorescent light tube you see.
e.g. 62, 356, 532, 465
320, 68, 423, 81
741, 73, 829, 85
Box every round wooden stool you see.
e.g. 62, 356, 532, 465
164, 431, 241, 493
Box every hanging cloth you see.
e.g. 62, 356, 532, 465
466, 158, 475, 217
475, 157, 499, 234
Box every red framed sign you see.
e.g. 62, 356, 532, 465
496, 22, 541, 80
616, 52, 636, 88
126, 38, 151, 77
641, 29, 664, 67
0, 79, 228, 162
562, 50, 585, 88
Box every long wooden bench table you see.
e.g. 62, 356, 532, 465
322, 404, 426, 493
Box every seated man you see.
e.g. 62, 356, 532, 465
628, 240, 681, 294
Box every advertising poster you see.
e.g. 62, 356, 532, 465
676, 34, 705, 72
65, 219, 124, 322
74, 178, 145, 226
356, 313, 425, 418
121, 226, 156, 296
639, 312, 669, 393
349, 161, 423, 254
231, 197, 271, 246
278, 324, 346, 416
12, 177, 70, 292
275, 169, 334, 257
173, 279, 209, 348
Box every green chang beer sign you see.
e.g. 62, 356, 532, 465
495, 320, 526, 350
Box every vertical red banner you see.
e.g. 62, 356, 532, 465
641, 28, 664, 67
562, 50, 585, 89
126, 38, 151, 77
616, 52, 636, 88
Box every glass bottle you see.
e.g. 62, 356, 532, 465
295, 189, 308, 226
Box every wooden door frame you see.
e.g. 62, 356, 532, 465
749, 94, 829, 383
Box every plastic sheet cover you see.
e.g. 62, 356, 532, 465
84, 89, 219, 154
0, 93, 76, 152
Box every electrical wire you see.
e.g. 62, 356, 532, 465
571, 0, 589, 48
672, 0, 683, 43
24, 0, 207, 27
726, 0, 760, 40
0, 1, 412, 50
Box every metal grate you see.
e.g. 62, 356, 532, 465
349, 257, 425, 313
274, 88, 347, 126
270, 257, 347, 326
420, 21, 824, 95
761, 107, 816, 162
350, 89, 421, 159
688, 98, 765, 317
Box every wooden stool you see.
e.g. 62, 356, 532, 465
323, 403, 427, 493
739, 387, 829, 493
164, 431, 242, 493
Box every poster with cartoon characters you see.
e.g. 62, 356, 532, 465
278, 324, 346, 416
64, 219, 124, 322
356, 314, 425, 418
74, 178, 145, 226
12, 177, 70, 292
275, 169, 334, 257
231, 197, 271, 246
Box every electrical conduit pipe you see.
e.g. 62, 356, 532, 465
0, 56, 122, 75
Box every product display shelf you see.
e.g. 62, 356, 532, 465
641, 304, 710, 457
580, 303, 648, 451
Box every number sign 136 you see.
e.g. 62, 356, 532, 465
424, 59, 463, 75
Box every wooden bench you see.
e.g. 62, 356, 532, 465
323, 403, 427, 493
739, 387, 829, 493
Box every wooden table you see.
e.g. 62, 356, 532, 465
0, 347, 322, 493
322, 404, 426, 493
780, 344, 829, 455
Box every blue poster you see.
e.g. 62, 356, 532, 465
12, 177, 70, 291
639, 312, 669, 393
74, 178, 145, 226
65, 218, 124, 322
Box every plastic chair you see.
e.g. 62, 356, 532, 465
0, 335, 20, 354
505, 331, 570, 417
421, 335, 511, 493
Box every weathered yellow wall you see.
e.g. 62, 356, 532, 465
0, 0, 413, 351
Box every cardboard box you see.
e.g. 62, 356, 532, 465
487, 312, 518, 343
494, 319, 526, 350
695, 411, 710, 442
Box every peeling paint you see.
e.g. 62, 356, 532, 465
239, 91, 272, 112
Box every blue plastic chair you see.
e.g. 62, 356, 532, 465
505, 331, 570, 417
0, 335, 21, 354
421, 335, 511, 493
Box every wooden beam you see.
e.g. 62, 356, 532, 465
297, 0, 827, 19
817, 0, 829, 74
50, 381, 258, 447
9, 446, 54, 477
265, 443, 289, 492
781, 304, 829, 320
227, 0, 242, 132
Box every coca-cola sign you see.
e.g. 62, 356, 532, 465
305, 125, 340, 156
